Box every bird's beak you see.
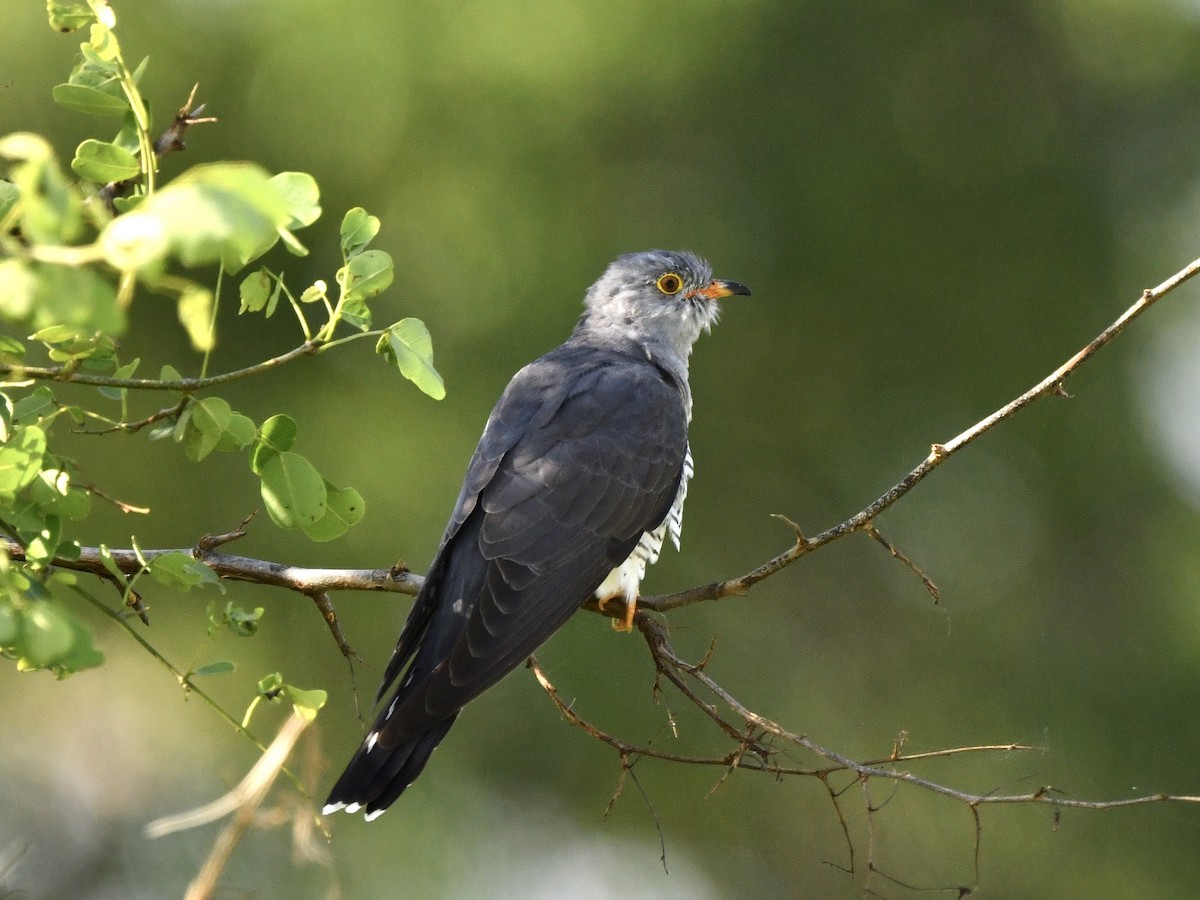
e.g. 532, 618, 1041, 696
688, 279, 752, 300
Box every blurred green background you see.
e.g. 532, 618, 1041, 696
5, 0, 1200, 897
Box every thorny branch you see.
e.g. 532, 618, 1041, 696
15, 253, 1200, 891
638, 253, 1200, 614
98, 83, 217, 205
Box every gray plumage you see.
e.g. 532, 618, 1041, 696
324, 250, 749, 819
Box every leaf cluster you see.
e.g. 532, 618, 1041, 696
0, 1, 443, 680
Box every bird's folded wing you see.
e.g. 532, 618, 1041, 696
377, 345, 687, 742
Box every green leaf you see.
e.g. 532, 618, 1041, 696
184, 396, 232, 461
301, 482, 365, 542
96, 544, 128, 584
71, 138, 139, 183
177, 285, 215, 351
0, 132, 53, 161
284, 685, 327, 721
238, 268, 271, 314
29, 324, 83, 344
0, 335, 25, 361
0, 602, 17, 644
111, 110, 141, 155
24, 516, 63, 567
47, 2, 96, 31
0, 260, 37, 321
19, 602, 75, 667
192, 660, 236, 677
208, 601, 264, 637
256, 671, 284, 696
0, 181, 20, 224
53, 616, 104, 675
214, 413, 257, 453
149, 552, 221, 592
339, 249, 393, 305
28, 469, 91, 520
30, 263, 124, 337
13, 387, 55, 423
271, 172, 321, 231
0, 425, 47, 499
276, 227, 309, 258
97, 357, 139, 400
250, 414, 297, 474
299, 281, 327, 304
377, 318, 446, 400
99, 210, 169, 272
51, 83, 128, 116
99, 163, 293, 273
190, 396, 232, 436
0, 133, 82, 245
259, 451, 326, 529
340, 207, 379, 258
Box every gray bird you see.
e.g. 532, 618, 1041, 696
323, 250, 750, 819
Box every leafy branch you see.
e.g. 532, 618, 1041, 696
0, 2, 446, 682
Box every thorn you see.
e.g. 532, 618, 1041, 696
861, 521, 942, 605
196, 510, 258, 553
311, 591, 364, 663
770, 512, 808, 543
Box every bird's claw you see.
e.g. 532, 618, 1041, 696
598, 594, 636, 631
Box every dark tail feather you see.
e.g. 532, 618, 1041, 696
323, 714, 458, 821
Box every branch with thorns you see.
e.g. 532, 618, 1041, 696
98, 83, 216, 205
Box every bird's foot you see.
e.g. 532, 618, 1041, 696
596, 592, 637, 632
615, 598, 636, 632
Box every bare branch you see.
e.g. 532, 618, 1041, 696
2, 538, 422, 597
641, 253, 1200, 613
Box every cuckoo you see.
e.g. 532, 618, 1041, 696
324, 249, 750, 819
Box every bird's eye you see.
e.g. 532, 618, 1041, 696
656, 273, 683, 295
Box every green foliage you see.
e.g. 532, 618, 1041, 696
377, 318, 446, 400
149, 552, 223, 593
244, 671, 328, 726
71, 138, 139, 182
0, 1, 443, 678
206, 600, 263, 637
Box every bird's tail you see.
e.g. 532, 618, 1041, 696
322, 713, 458, 821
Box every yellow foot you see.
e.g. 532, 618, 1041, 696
596, 593, 637, 632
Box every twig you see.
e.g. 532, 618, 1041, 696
637, 615, 1200, 811
99, 83, 217, 204
0, 341, 320, 392
309, 592, 361, 662
80, 398, 188, 436
82, 483, 151, 514
146, 711, 311, 900
860, 521, 941, 605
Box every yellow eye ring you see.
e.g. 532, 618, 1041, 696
656, 272, 683, 295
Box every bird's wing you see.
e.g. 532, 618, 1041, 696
378, 343, 688, 739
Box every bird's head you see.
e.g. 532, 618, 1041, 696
579, 250, 751, 359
